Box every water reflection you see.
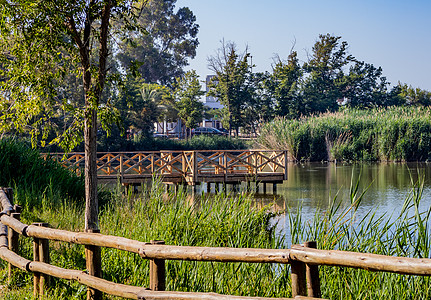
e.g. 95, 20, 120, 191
256, 162, 431, 238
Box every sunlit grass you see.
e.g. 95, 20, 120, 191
258, 106, 431, 162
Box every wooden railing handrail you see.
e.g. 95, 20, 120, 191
3, 209, 431, 276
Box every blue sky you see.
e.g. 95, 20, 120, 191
176, 0, 431, 91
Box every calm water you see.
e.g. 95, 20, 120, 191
259, 162, 431, 235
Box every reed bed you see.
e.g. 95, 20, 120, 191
2, 177, 431, 299
258, 106, 431, 162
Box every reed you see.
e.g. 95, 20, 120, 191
258, 107, 431, 162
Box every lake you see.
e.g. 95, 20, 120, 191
258, 162, 431, 236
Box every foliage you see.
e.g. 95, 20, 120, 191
116, 0, 199, 86
174, 70, 205, 138
258, 106, 431, 162
1, 182, 286, 299
207, 41, 253, 135
96, 134, 249, 152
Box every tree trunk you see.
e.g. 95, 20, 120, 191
84, 108, 99, 231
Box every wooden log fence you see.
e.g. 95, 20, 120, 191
3, 187, 431, 299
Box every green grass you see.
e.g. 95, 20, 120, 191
258, 106, 431, 162
0, 138, 84, 207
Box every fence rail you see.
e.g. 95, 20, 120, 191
3, 187, 431, 299
43, 150, 289, 185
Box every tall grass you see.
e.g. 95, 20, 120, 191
258, 107, 431, 162
2, 177, 431, 299
0, 138, 84, 207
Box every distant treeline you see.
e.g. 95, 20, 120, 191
258, 107, 431, 162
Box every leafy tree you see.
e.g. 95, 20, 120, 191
267, 51, 303, 118
207, 41, 252, 135
174, 70, 204, 139
396, 83, 431, 106
0, 2, 144, 291
341, 61, 390, 108
302, 34, 354, 113
116, 0, 199, 86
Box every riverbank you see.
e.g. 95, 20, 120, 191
258, 106, 431, 162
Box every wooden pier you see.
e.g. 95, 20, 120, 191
45, 150, 288, 188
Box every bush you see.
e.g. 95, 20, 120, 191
0, 138, 84, 206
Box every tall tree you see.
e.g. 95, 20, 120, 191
0, 2, 143, 297
341, 61, 390, 108
207, 40, 252, 135
174, 70, 204, 139
268, 51, 303, 118
396, 83, 431, 106
116, 0, 199, 86
302, 34, 354, 113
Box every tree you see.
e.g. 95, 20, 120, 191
116, 0, 199, 86
207, 40, 252, 135
0, 2, 143, 297
302, 34, 354, 114
174, 70, 204, 139
341, 61, 390, 108
396, 83, 431, 106
267, 51, 303, 118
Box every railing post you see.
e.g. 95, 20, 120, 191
119, 154, 124, 183
33, 223, 50, 297
85, 229, 102, 300
284, 150, 288, 180
192, 151, 198, 184
291, 244, 307, 297
150, 240, 166, 291
305, 241, 321, 298
8, 203, 21, 285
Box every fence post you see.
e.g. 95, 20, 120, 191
305, 241, 321, 298
8, 203, 21, 285
150, 240, 166, 291
32, 223, 50, 297
85, 229, 102, 300
291, 244, 307, 297
33, 232, 40, 298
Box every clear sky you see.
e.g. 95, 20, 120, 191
176, 0, 431, 91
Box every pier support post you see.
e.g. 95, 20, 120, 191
206, 182, 211, 193
273, 183, 277, 194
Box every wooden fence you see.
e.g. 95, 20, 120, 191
43, 150, 288, 185
3, 187, 431, 299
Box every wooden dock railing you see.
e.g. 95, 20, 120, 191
3, 187, 431, 299
43, 150, 289, 186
